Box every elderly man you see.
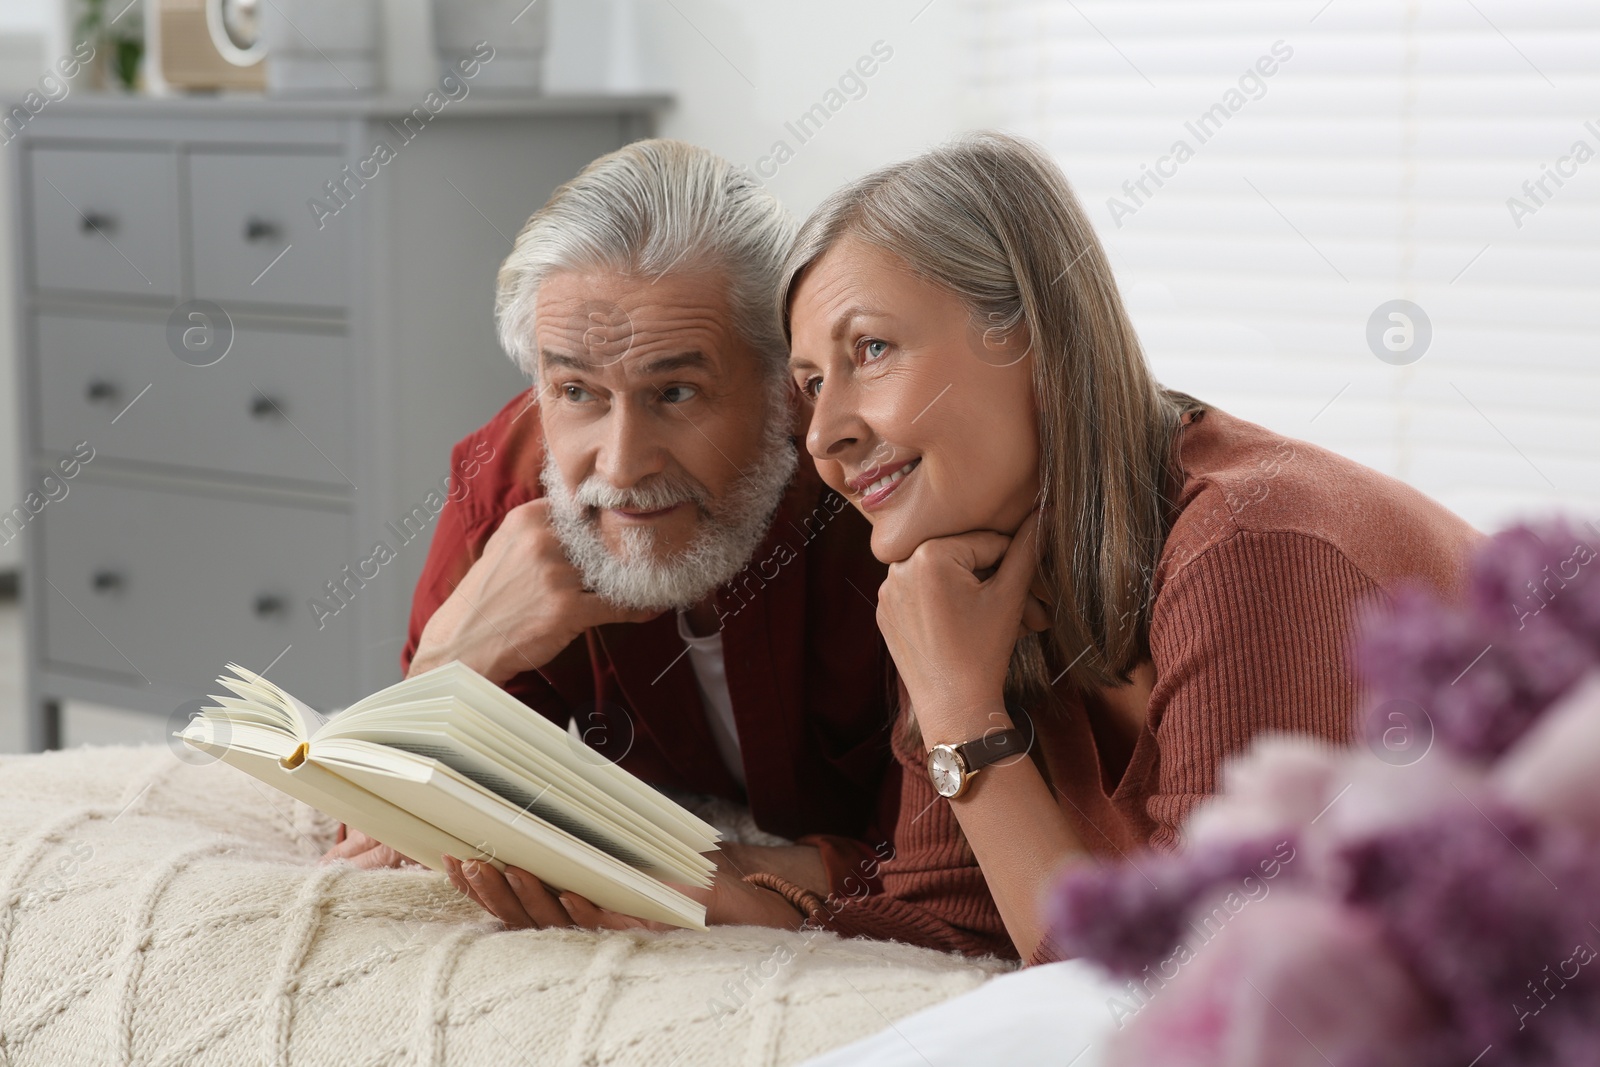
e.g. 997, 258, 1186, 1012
322, 140, 909, 935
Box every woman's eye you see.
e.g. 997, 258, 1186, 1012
660, 385, 698, 404
800, 375, 822, 399
861, 339, 889, 362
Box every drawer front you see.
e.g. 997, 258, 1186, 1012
187, 150, 349, 310
38, 479, 359, 709
28, 146, 180, 298
35, 312, 353, 488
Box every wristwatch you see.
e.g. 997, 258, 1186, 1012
926, 728, 1027, 799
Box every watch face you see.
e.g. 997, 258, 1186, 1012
928, 745, 966, 799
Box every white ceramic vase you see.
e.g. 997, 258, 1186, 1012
260, 0, 383, 94
431, 0, 549, 92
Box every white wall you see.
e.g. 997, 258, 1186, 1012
545, 0, 991, 217
0, 1, 50, 33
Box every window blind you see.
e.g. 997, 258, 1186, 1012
972, 0, 1600, 532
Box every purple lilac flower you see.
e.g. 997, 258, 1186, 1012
1339, 798, 1600, 1067
1047, 836, 1298, 978
1357, 520, 1600, 761
1467, 519, 1600, 646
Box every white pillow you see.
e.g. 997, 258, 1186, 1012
799, 958, 1119, 1067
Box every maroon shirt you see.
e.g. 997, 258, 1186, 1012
402, 388, 899, 895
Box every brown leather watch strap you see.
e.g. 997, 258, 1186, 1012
959, 727, 1028, 771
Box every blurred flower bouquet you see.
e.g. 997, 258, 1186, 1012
1049, 517, 1600, 1067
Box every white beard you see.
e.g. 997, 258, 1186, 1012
541, 413, 797, 613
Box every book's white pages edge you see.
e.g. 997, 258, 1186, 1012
319, 749, 707, 929
183, 733, 706, 930
330, 660, 723, 848
325, 720, 715, 885
184, 734, 491, 876
214, 662, 323, 739
432, 660, 725, 844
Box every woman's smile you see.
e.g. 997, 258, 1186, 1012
850, 457, 921, 511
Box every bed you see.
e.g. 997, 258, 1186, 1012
0, 744, 1013, 1067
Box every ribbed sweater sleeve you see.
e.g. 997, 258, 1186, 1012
782, 729, 1017, 961
1140, 529, 1379, 849
1024, 529, 1384, 967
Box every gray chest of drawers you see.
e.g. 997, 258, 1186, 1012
7, 95, 663, 750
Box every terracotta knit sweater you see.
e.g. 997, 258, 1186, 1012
775, 404, 1485, 967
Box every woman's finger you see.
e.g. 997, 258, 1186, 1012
1028, 569, 1054, 609
462, 860, 541, 929
1021, 594, 1052, 633
320, 828, 380, 863
558, 891, 654, 931
920, 513, 1041, 602
446, 857, 506, 921
442, 856, 488, 911
992, 510, 1043, 600
500, 866, 580, 929
922, 530, 1014, 575
346, 844, 407, 870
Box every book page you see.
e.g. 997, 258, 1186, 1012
399, 662, 721, 847
326, 717, 714, 885
312, 741, 707, 929
210, 662, 322, 740
182, 730, 495, 875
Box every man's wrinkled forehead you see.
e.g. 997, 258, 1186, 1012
541, 347, 714, 378
533, 269, 739, 380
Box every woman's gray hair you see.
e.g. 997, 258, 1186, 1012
495, 139, 798, 382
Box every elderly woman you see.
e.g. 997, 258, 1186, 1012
760, 131, 1484, 965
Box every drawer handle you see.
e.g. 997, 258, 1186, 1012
80, 211, 116, 235
244, 218, 281, 243
90, 569, 124, 594
249, 394, 285, 419
253, 594, 287, 618
85, 379, 120, 404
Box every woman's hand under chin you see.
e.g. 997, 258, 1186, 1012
877, 510, 1046, 745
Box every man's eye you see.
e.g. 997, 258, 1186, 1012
861, 339, 889, 361
660, 385, 698, 404
561, 383, 593, 402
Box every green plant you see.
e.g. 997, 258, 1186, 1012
75, 0, 145, 91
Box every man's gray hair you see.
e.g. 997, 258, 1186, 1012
495, 139, 798, 381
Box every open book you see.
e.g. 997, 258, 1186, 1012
177, 659, 721, 930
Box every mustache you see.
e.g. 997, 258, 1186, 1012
569, 470, 712, 516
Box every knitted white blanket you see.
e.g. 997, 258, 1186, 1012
0, 745, 1011, 1067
